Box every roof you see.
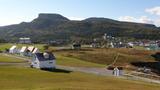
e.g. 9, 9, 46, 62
32, 48, 39, 54
35, 52, 55, 61
19, 38, 30, 40
20, 46, 27, 52
10, 45, 17, 50
28, 46, 35, 52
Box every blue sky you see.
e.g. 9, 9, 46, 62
0, 0, 160, 26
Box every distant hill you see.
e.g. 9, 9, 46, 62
0, 13, 160, 43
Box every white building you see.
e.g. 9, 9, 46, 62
9, 45, 18, 54
128, 42, 134, 47
90, 43, 100, 48
113, 67, 123, 76
27, 46, 35, 56
20, 46, 27, 56
19, 38, 31, 44
30, 52, 56, 69
113, 67, 120, 76
110, 42, 114, 48
103, 33, 107, 40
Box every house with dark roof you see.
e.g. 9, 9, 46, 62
72, 43, 81, 50
30, 52, 56, 69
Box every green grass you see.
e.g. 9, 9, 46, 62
0, 54, 25, 63
0, 50, 159, 90
56, 55, 105, 67
0, 43, 13, 51
0, 66, 159, 90
0, 43, 104, 67
133, 46, 146, 50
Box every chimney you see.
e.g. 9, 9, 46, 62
43, 52, 49, 59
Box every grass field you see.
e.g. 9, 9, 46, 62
0, 43, 104, 67
0, 43, 158, 68
0, 54, 25, 63
53, 48, 157, 68
0, 44, 160, 90
0, 66, 159, 90
0, 43, 12, 51
56, 55, 105, 67
133, 46, 146, 50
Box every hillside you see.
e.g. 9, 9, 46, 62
53, 48, 160, 74
0, 52, 159, 90
53, 48, 156, 65
0, 13, 160, 42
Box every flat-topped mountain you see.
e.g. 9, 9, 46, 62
0, 13, 159, 42
33, 13, 69, 22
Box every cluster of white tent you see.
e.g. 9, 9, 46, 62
9, 45, 39, 56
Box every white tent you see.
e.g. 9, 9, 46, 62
9, 45, 18, 54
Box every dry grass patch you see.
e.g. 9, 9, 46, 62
54, 48, 157, 67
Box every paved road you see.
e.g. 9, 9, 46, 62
57, 65, 160, 84
57, 65, 114, 76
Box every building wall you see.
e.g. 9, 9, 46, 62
39, 60, 56, 69
19, 38, 31, 44
9, 49, 18, 54
31, 57, 56, 69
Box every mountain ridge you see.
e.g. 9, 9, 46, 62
0, 13, 159, 43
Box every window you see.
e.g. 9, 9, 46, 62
34, 62, 37, 64
49, 62, 53, 64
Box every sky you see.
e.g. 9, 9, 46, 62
0, 0, 160, 26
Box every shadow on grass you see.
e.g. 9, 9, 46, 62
41, 68, 72, 73
131, 62, 160, 75
151, 52, 160, 61
131, 52, 160, 75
